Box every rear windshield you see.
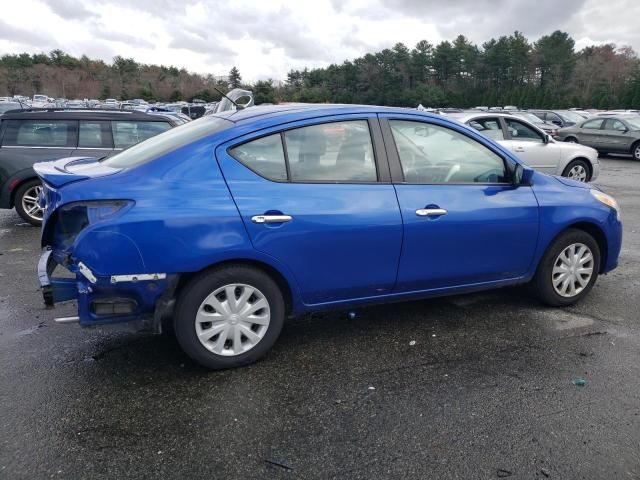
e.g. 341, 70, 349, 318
102, 116, 233, 169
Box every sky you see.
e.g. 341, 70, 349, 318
0, 0, 639, 82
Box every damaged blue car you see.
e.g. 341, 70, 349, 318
36, 105, 623, 369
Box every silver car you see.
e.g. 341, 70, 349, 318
447, 113, 600, 182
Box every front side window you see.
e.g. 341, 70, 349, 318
389, 120, 508, 184
606, 119, 627, 131
467, 118, 505, 141
504, 119, 543, 142
2, 119, 76, 147
112, 121, 172, 149
582, 119, 604, 130
229, 133, 287, 181
78, 121, 112, 148
284, 121, 377, 182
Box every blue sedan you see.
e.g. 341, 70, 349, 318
35, 105, 623, 369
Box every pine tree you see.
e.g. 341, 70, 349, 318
229, 66, 242, 88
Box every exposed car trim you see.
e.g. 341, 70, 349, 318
110, 273, 167, 283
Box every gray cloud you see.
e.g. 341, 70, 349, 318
0, 19, 53, 47
42, 0, 97, 20
93, 25, 155, 48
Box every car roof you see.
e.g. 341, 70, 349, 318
211, 104, 432, 125
0, 109, 174, 122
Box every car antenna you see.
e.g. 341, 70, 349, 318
213, 88, 244, 110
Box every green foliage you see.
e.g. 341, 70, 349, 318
229, 66, 242, 88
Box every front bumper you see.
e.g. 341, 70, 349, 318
38, 247, 176, 331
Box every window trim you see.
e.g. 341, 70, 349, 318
380, 116, 515, 186
227, 117, 389, 185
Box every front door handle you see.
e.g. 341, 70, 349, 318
251, 214, 293, 224
514, 146, 525, 152
415, 208, 447, 217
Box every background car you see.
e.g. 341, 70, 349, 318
528, 109, 586, 128
557, 115, 640, 160
510, 111, 559, 136
35, 105, 622, 370
0, 109, 178, 225
448, 112, 599, 182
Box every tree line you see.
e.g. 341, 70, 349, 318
1, 30, 640, 108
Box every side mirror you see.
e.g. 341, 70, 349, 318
513, 164, 534, 186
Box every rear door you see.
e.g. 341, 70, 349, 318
216, 115, 404, 305
379, 114, 539, 292
577, 118, 605, 149
72, 120, 114, 158
0, 119, 77, 177
502, 118, 559, 174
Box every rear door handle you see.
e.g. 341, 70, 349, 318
251, 214, 293, 224
415, 208, 447, 217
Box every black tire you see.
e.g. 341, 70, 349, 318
531, 229, 601, 307
564, 137, 579, 143
174, 265, 285, 369
14, 179, 43, 226
631, 141, 640, 161
561, 159, 590, 182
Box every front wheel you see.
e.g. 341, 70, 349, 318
562, 159, 590, 182
14, 179, 44, 226
632, 142, 640, 160
174, 265, 285, 369
531, 229, 600, 307
564, 137, 579, 144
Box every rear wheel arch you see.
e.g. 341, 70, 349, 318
176, 259, 294, 316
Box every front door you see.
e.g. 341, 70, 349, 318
502, 118, 559, 174
380, 115, 539, 292
216, 115, 403, 305
600, 118, 633, 153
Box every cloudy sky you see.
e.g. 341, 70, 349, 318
1, 0, 639, 81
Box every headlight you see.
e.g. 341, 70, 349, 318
590, 190, 621, 219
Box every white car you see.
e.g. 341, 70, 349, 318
447, 112, 599, 182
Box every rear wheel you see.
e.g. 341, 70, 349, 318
14, 179, 44, 226
174, 265, 285, 369
562, 159, 590, 182
532, 229, 600, 307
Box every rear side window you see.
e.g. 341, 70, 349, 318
229, 133, 287, 181
605, 119, 627, 131
582, 119, 604, 130
2, 119, 76, 147
78, 121, 112, 148
229, 120, 378, 183
468, 118, 505, 141
285, 121, 376, 182
112, 121, 172, 149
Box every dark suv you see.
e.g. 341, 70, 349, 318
0, 109, 177, 225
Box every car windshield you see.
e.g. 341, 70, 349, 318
558, 111, 585, 123
102, 116, 233, 169
624, 117, 640, 130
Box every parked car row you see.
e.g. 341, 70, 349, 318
34, 104, 623, 369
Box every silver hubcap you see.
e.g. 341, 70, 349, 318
21, 184, 44, 221
552, 243, 594, 298
634, 146, 640, 160
195, 283, 270, 356
567, 164, 588, 182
